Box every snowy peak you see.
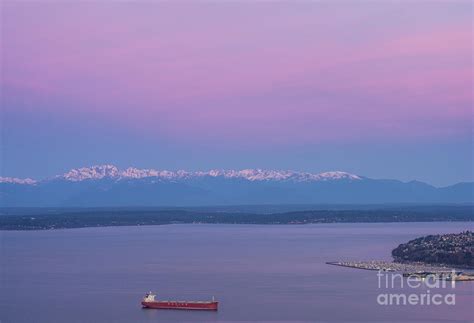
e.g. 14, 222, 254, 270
315, 171, 361, 181
56, 165, 361, 183
196, 169, 361, 182
121, 167, 159, 179
61, 164, 120, 181
0, 177, 37, 185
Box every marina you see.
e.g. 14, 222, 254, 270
326, 260, 454, 272
326, 261, 474, 281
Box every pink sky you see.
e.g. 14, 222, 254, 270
1, 1, 473, 184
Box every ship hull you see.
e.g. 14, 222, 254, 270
141, 300, 218, 310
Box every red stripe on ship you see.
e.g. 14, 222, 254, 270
141, 300, 218, 310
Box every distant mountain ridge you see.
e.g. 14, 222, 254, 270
0, 165, 472, 206
1, 165, 363, 184
47, 164, 362, 182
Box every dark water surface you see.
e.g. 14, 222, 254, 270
1, 222, 473, 322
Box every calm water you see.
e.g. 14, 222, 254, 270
1, 222, 473, 322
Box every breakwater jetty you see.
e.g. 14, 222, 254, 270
326, 260, 454, 272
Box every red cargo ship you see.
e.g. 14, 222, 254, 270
141, 292, 218, 311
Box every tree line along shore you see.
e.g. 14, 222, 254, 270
1, 207, 472, 230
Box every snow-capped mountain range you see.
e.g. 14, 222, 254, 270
1, 164, 362, 184
1, 165, 472, 206
0, 177, 37, 185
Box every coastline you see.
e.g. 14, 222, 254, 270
1, 207, 472, 231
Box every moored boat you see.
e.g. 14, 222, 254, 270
141, 292, 218, 310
